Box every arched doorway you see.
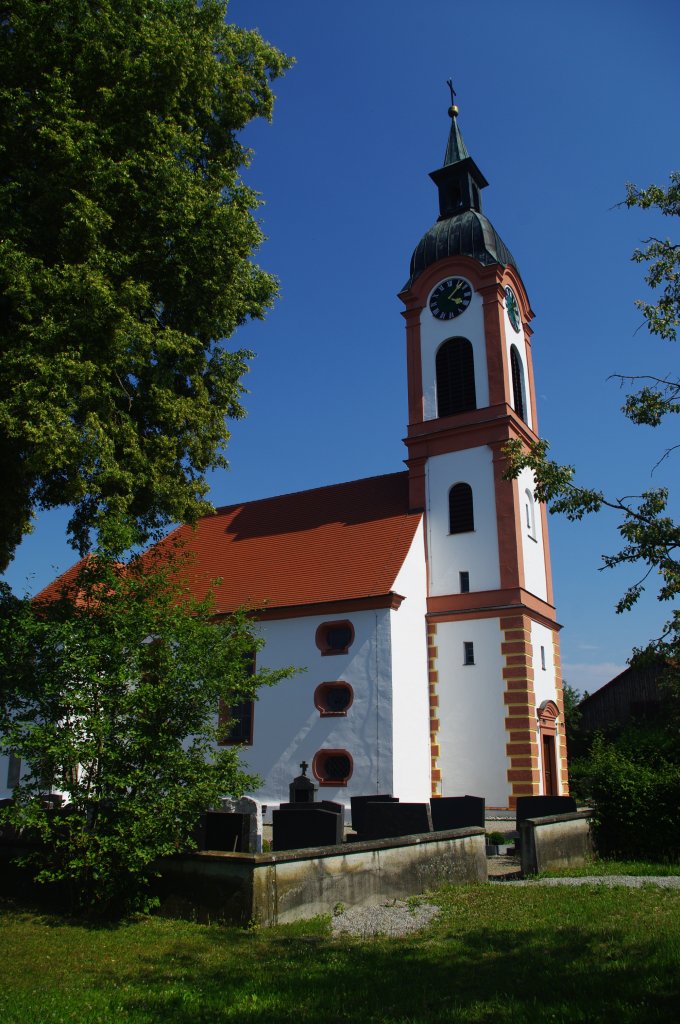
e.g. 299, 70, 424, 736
537, 700, 560, 796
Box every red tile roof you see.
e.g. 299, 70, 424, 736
34, 473, 422, 615
166, 471, 421, 614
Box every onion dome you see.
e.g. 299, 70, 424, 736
404, 85, 517, 289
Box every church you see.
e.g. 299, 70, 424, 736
1, 97, 568, 811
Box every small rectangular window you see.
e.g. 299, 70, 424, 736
464, 642, 475, 666
460, 571, 470, 593
7, 753, 21, 788
540, 646, 546, 671
219, 700, 255, 745
218, 653, 255, 745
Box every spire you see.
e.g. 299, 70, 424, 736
429, 82, 488, 221
443, 78, 470, 166
403, 84, 518, 289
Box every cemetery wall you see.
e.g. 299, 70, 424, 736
520, 810, 594, 875
155, 827, 487, 925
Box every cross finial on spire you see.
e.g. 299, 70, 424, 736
446, 78, 459, 119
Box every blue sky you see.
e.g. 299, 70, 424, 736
3, 0, 678, 694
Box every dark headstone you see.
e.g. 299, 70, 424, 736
272, 806, 344, 851
193, 811, 250, 852
278, 800, 343, 816
358, 802, 432, 840
515, 796, 576, 828
41, 794, 63, 810
430, 795, 485, 831
289, 760, 317, 803
350, 794, 398, 834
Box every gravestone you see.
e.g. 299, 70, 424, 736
289, 760, 317, 803
358, 802, 432, 840
221, 796, 263, 853
272, 804, 343, 851
430, 795, 485, 831
515, 795, 576, 828
278, 799, 343, 816
350, 794, 398, 835
194, 810, 250, 852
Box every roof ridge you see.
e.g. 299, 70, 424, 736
209, 469, 409, 516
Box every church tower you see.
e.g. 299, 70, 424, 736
399, 90, 568, 808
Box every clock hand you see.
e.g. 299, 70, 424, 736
447, 282, 463, 301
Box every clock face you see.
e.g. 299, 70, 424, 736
505, 286, 521, 332
429, 277, 472, 321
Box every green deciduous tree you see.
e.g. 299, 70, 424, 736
0, 548, 293, 914
0, 0, 292, 568
505, 172, 680, 665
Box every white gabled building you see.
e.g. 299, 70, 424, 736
1, 97, 568, 810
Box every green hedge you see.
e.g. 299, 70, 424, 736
571, 738, 680, 860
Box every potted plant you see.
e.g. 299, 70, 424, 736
485, 830, 513, 856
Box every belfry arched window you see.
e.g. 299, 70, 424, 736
510, 345, 527, 422
449, 482, 474, 534
436, 338, 476, 417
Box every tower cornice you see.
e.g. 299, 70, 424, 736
400, 254, 534, 324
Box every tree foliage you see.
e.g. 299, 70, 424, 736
626, 173, 680, 343
0, 0, 292, 568
505, 173, 680, 663
570, 733, 680, 861
0, 549, 293, 914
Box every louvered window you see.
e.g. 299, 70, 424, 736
449, 483, 474, 534
510, 345, 526, 422
436, 338, 476, 417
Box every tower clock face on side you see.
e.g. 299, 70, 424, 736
429, 277, 472, 320
504, 286, 521, 332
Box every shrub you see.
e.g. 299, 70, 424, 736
571, 736, 680, 861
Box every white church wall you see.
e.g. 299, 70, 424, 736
531, 621, 558, 710
426, 446, 500, 596
238, 607, 395, 808
531, 619, 565, 795
517, 465, 548, 601
389, 520, 431, 802
436, 615, 510, 807
420, 281, 488, 420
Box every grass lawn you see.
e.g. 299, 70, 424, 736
1, 882, 679, 1023
540, 858, 680, 877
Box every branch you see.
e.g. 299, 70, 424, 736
652, 444, 680, 474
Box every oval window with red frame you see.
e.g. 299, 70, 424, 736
313, 749, 353, 787
315, 620, 355, 656
314, 682, 354, 717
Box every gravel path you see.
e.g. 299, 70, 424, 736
331, 901, 440, 938
492, 875, 680, 888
